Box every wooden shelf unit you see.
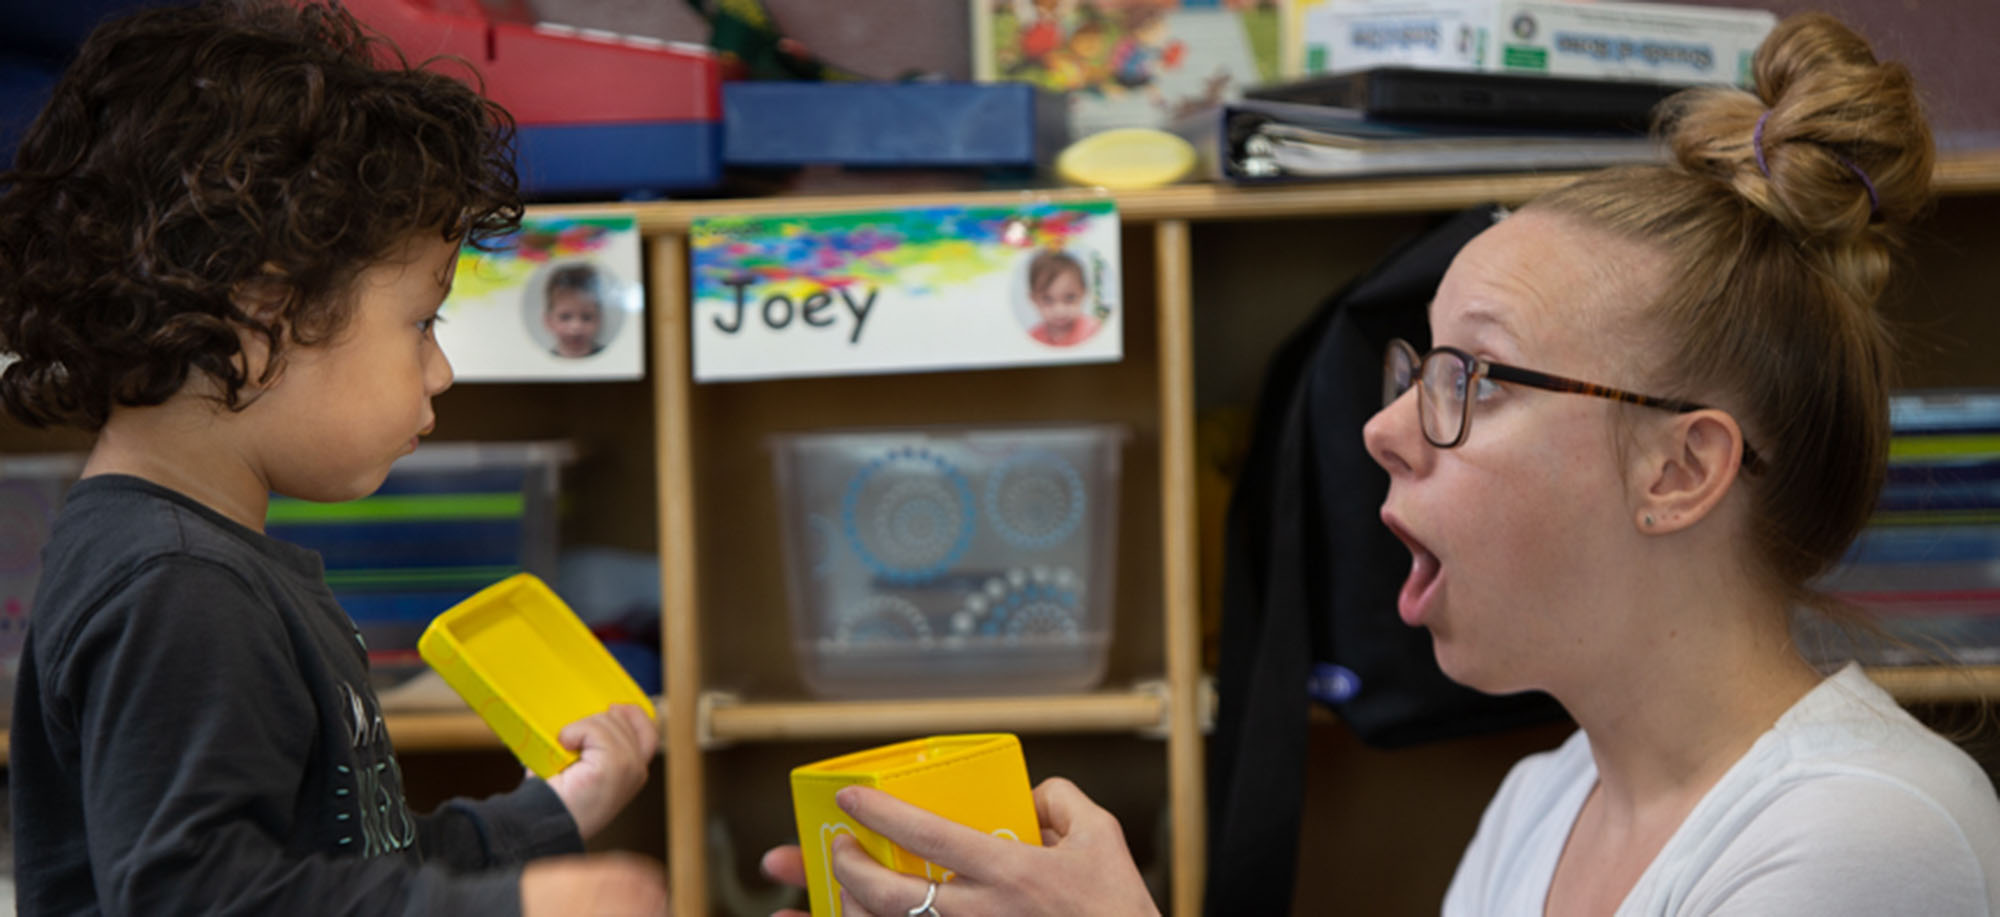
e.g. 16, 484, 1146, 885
2, 151, 1995, 913
646, 201, 1210, 914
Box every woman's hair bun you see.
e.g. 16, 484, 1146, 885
1657, 12, 1933, 245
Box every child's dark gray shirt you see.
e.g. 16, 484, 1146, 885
10, 475, 582, 915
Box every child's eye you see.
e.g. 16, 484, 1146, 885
419, 314, 444, 335
1473, 376, 1504, 401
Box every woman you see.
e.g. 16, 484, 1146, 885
760, 13, 2000, 915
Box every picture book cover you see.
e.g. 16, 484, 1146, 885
973, 0, 1286, 137
435, 211, 645, 382
689, 201, 1123, 383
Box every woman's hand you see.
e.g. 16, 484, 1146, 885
544, 703, 658, 840
521, 852, 669, 916
760, 777, 1158, 917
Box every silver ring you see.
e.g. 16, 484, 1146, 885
905, 881, 941, 917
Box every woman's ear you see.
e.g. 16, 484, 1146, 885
1631, 409, 1747, 534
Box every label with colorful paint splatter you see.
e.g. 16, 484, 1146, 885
690, 201, 1122, 382
438, 211, 645, 381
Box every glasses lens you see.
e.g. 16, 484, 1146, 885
1421, 350, 1469, 445
1383, 343, 1417, 408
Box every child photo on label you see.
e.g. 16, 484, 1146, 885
521, 260, 628, 361
1015, 247, 1107, 349
437, 213, 645, 382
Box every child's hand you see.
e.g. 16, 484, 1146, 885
521, 852, 669, 916
545, 703, 658, 840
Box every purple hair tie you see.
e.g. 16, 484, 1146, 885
1753, 110, 1773, 178
1839, 154, 1882, 218
1753, 109, 1881, 219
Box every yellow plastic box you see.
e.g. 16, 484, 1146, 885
418, 573, 655, 777
790, 734, 1041, 917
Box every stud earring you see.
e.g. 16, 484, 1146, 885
1643, 514, 1655, 528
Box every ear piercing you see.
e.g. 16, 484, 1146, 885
1643, 514, 1655, 528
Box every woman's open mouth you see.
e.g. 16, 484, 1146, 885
1382, 512, 1442, 627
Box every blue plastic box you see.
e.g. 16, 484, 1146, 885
516, 120, 723, 198
723, 81, 1068, 169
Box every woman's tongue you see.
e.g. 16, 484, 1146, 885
1398, 544, 1442, 627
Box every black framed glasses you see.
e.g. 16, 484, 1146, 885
1383, 338, 1762, 471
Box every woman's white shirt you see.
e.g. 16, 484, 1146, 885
1444, 664, 2000, 916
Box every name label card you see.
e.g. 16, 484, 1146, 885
690, 201, 1122, 382
438, 211, 645, 382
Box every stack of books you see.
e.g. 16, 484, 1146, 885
1177, 66, 1681, 182
1809, 391, 2000, 666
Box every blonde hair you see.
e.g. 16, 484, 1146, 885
1526, 13, 1934, 601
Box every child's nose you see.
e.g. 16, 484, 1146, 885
425, 337, 454, 396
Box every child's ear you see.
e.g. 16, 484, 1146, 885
229, 270, 292, 389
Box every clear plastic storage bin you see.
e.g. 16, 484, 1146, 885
770, 424, 1125, 698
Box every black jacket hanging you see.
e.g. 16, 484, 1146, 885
1205, 204, 1566, 915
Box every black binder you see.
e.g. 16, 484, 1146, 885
1246, 66, 1686, 133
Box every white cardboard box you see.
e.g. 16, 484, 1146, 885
1300, 0, 1776, 87
1298, 1, 1493, 73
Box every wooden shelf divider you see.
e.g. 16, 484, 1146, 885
698, 687, 1171, 746
1867, 665, 2000, 704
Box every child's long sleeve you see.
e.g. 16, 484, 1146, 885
11, 476, 588, 915
417, 781, 584, 873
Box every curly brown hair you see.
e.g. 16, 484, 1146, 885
0, 0, 522, 431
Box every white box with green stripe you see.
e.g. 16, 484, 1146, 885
1300, 0, 1774, 89
265, 441, 577, 683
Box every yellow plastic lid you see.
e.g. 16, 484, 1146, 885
1056, 128, 1197, 190
418, 573, 655, 777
